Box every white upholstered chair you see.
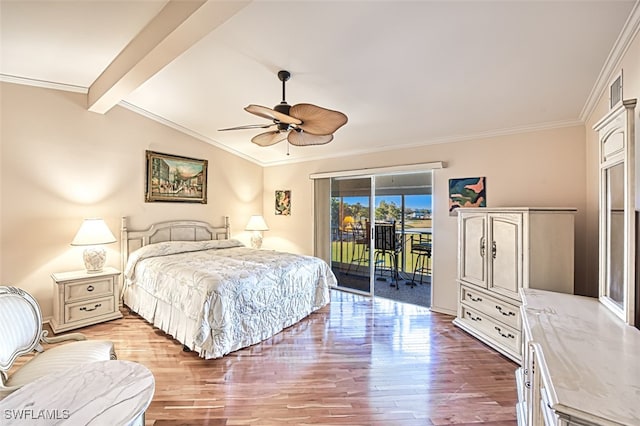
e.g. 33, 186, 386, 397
0, 286, 116, 396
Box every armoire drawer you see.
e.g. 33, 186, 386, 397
460, 285, 521, 329
460, 305, 521, 354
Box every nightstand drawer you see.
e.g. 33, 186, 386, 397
65, 296, 116, 324
64, 277, 114, 303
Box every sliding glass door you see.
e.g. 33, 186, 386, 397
374, 174, 432, 292
327, 172, 433, 307
330, 177, 373, 295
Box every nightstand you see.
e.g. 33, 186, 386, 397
50, 267, 123, 333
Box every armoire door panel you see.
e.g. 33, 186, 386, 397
460, 214, 487, 287
488, 214, 522, 300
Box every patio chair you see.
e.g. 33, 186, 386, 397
346, 221, 370, 275
411, 234, 432, 285
374, 222, 402, 289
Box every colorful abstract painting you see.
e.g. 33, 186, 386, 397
449, 177, 486, 215
275, 190, 291, 216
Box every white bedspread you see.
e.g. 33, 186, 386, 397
123, 240, 334, 359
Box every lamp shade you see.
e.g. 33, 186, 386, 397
71, 218, 117, 246
245, 215, 269, 231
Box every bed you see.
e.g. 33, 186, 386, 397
120, 217, 334, 359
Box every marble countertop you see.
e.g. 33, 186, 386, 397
0, 360, 154, 425
521, 289, 640, 425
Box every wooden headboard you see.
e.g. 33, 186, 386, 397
120, 216, 230, 270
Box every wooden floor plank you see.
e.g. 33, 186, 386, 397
12, 290, 518, 425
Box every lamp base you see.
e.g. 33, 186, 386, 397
83, 246, 106, 273
250, 232, 263, 249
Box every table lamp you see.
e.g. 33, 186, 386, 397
71, 218, 117, 273
245, 215, 269, 249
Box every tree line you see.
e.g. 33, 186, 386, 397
331, 198, 430, 225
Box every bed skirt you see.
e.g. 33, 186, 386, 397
123, 277, 331, 359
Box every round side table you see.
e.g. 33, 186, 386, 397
0, 360, 154, 425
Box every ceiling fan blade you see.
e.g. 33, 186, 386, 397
251, 131, 289, 147
289, 103, 348, 135
288, 131, 333, 146
218, 123, 275, 131
245, 104, 302, 125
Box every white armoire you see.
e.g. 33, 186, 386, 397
453, 207, 576, 363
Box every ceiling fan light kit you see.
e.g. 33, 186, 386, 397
220, 70, 348, 149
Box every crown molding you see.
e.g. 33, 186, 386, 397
122, 97, 578, 168
0, 74, 87, 94
260, 119, 584, 168
580, 0, 640, 121
117, 101, 263, 166
118, 98, 582, 168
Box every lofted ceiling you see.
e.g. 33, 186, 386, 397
1, 1, 638, 167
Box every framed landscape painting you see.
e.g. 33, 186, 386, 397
448, 177, 486, 215
145, 150, 208, 203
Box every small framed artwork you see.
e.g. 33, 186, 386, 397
449, 177, 486, 216
275, 190, 291, 215
609, 70, 623, 110
145, 150, 207, 203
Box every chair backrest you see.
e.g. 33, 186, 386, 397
375, 222, 397, 252
352, 221, 370, 244
0, 286, 43, 375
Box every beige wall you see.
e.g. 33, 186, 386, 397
0, 82, 263, 317
264, 126, 587, 315
1, 28, 637, 319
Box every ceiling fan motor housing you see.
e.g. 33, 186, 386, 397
274, 102, 293, 131
274, 102, 291, 115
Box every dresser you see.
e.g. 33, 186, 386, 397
453, 207, 576, 363
517, 289, 640, 425
50, 267, 122, 333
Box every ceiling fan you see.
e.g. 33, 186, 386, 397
219, 70, 348, 147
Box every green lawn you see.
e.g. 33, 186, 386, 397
331, 232, 431, 274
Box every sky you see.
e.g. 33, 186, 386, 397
343, 195, 432, 210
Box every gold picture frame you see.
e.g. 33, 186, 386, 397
145, 150, 207, 203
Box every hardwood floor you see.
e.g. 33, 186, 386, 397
50, 290, 517, 425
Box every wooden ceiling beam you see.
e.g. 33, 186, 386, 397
87, 0, 250, 114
